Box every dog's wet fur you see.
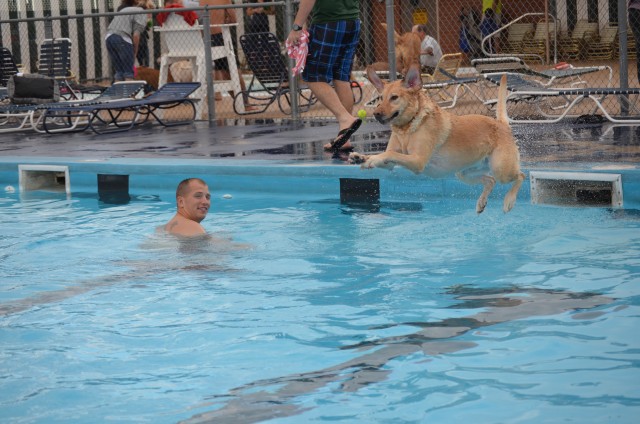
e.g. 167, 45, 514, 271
349, 65, 525, 213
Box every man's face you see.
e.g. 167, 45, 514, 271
178, 180, 211, 223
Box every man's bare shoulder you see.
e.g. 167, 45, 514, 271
162, 215, 207, 237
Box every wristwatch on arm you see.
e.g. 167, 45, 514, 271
292, 24, 303, 31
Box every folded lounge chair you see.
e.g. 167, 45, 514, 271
482, 72, 640, 124
41, 82, 199, 134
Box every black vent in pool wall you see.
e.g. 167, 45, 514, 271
340, 178, 380, 205
98, 174, 130, 204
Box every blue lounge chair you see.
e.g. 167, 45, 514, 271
0, 81, 144, 133
41, 82, 201, 134
0, 47, 20, 100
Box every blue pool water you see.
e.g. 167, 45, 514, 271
0, 161, 639, 423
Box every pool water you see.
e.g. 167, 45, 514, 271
0, 164, 639, 424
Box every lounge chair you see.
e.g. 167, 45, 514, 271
36, 38, 103, 100
501, 23, 534, 55
0, 81, 145, 133
520, 20, 557, 61
557, 20, 599, 60
420, 52, 483, 108
235, 32, 316, 115
40, 82, 200, 134
1, 47, 19, 87
1, 47, 20, 100
584, 25, 618, 61
471, 56, 612, 88
482, 72, 640, 124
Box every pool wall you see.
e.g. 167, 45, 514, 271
1, 158, 639, 208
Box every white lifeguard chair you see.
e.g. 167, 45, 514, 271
209, 23, 244, 113
155, 13, 207, 119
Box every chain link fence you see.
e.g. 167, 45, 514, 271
0, 0, 636, 122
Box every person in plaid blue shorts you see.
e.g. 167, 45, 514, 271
287, 0, 361, 152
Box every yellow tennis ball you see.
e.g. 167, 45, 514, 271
357, 109, 367, 119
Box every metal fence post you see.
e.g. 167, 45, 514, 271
201, 7, 215, 123
285, 0, 299, 120
618, 0, 630, 115
385, 0, 396, 81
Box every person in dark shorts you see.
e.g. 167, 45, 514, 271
287, 0, 361, 151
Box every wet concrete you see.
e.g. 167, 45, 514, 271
0, 118, 639, 165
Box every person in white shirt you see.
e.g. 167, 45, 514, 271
411, 24, 443, 75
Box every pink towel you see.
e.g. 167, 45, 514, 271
286, 30, 309, 76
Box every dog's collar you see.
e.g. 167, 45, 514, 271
391, 94, 429, 135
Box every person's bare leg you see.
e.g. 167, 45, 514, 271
307, 81, 357, 150
334, 80, 354, 114
332, 79, 356, 149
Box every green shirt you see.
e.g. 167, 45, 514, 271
310, 0, 359, 24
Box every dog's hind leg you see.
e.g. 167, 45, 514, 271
489, 142, 525, 213
502, 172, 526, 213
456, 170, 496, 214
476, 176, 496, 214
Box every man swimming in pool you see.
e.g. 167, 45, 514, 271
163, 178, 210, 237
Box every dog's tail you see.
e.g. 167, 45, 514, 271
496, 74, 509, 124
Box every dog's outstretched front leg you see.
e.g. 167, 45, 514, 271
348, 152, 369, 164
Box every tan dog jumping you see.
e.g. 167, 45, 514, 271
349, 65, 525, 213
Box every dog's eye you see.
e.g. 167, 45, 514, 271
390, 95, 398, 101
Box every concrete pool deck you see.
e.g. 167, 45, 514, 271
0, 118, 639, 167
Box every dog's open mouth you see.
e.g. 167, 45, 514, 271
375, 111, 399, 125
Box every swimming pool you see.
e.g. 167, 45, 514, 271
0, 159, 639, 423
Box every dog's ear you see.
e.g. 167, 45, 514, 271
402, 64, 422, 91
366, 66, 385, 93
